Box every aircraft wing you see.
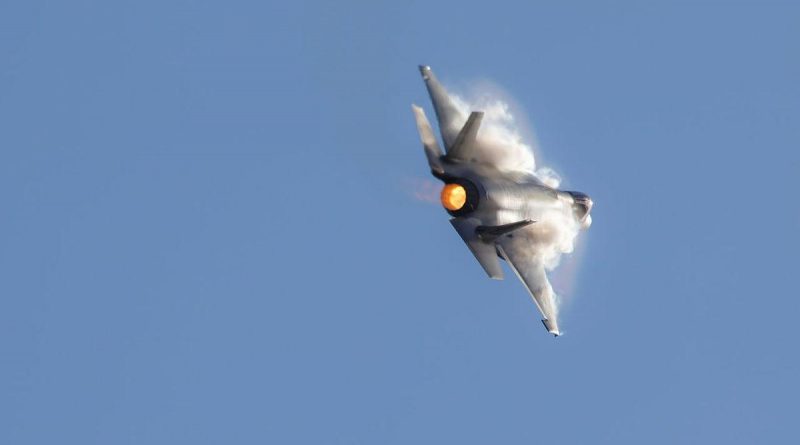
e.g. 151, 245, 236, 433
496, 233, 562, 336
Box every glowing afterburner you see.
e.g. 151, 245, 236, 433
440, 184, 467, 211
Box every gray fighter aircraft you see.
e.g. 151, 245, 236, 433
412, 66, 592, 336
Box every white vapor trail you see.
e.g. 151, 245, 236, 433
448, 84, 586, 303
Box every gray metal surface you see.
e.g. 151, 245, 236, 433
412, 65, 593, 337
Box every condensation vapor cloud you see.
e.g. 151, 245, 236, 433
447, 85, 586, 307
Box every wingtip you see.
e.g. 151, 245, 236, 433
542, 319, 561, 337
418, 65, 432, 79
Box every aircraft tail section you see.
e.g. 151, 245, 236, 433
418, 66, 486, 164
448, 111, 483, 162
411, 105, 445, 176
419, 65, 463, 151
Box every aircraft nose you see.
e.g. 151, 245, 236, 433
418, 65, 432, 79
567, 191, 593, 221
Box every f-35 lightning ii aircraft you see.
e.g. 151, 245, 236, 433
412, 65, 593, 336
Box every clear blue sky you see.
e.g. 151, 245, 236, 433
2, 1, 799, 443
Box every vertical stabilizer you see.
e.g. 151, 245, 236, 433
411, 105, 445, 175
447, 111, 483, 162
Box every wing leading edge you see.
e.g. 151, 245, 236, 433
449, 219, 561, 336
496, 234, 561, 336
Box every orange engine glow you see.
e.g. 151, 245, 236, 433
440, 183, 467, 211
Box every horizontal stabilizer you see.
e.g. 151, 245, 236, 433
542, 319, 561, 337
450, 218, 504, 280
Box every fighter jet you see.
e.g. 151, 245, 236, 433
412, 66, 592, 336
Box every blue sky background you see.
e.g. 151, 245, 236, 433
2, 1, 799, 443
